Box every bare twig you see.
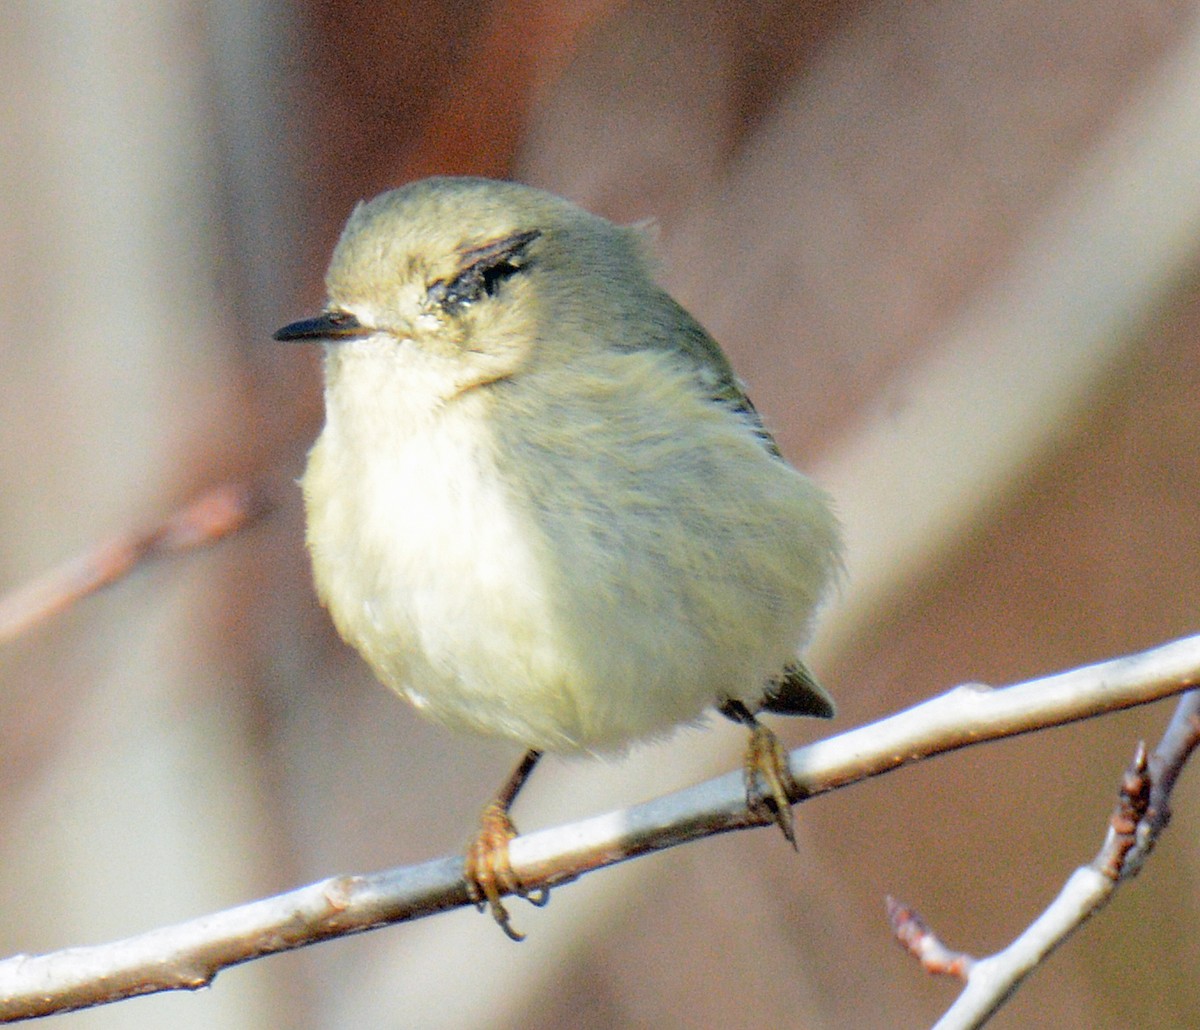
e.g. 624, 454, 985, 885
919, 689, 1200, 1030
0, 480, 275, 644
1, 633, 1198, 1022
1121, 690, 1200, 877
887, 897, 974, 980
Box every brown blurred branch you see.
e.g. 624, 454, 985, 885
896, 690, 1200, 1030
0, 481, 275, 645
0, 633, 1198, 1022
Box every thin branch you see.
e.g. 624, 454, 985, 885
1, 633, 1198, 1022
906, 689, 1200, 1030
0, 480, 275, 645
887, 897, 974, 980
1122, 689, 1200, 876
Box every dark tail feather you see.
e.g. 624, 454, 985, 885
759, 661, 836, 719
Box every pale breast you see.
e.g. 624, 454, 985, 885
302, 401, 603, 749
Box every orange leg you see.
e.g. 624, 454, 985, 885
464, 749, 549, 941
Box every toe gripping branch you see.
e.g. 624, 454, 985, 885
463, 750, 549, 941
720, 700, 801, 846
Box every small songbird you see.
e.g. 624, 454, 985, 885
274, 176, 842, 939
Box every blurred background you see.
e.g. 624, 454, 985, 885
2, 1, 1200, 1027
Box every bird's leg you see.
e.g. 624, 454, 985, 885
719, 700, 798, 847
464, 748, 548, 941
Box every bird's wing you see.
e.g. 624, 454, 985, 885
651, 294, 784, 459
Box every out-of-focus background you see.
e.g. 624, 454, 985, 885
3, 2, 1200, 1027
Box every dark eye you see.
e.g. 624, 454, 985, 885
428, 229, 541, 314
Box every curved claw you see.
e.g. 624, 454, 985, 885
524, 886, 551, 907
463, 749, 548, 941
465, 800, 527, 941
743, 718, 799, 847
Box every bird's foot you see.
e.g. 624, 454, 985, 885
464, 799, 548, 941
742, 719, 798, 847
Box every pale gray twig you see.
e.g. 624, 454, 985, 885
908, 689, 1200, 1030
1, 633, 1199, 1022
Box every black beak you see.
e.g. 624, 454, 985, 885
272, 309, 369, 342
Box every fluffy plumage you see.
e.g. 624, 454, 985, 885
289, 177, 842, 754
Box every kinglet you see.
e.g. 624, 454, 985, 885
274, 176, 842, 939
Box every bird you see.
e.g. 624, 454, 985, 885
273, 176, 843, 939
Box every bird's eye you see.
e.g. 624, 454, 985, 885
427, 229, 541, 314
